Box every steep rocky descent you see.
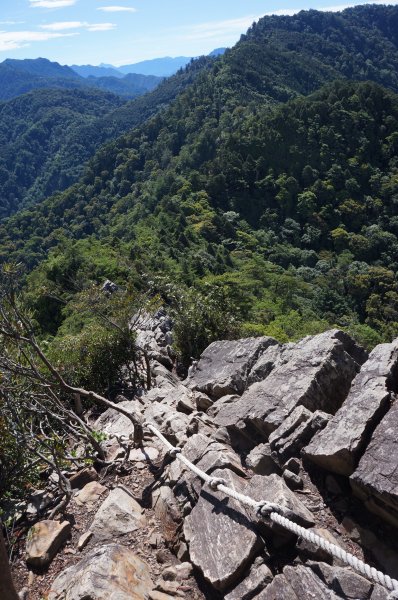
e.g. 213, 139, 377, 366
12, 319, 398, 600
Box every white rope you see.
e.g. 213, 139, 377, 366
144, 421, 398, 593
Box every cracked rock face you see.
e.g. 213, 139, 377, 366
215, 330, 363, 439
184, 468, 264, 591
185, 337, 278, 400
304, 340, 398, 475
350, 399, 398, 527
48, 544, 153, 600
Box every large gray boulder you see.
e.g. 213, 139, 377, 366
89, 487, 147, 540
184, 468, 264, 591
215, 330, 364, 439
350, 400, 398, 528
309, 562, 374, 599
48, 544, 153, 600
246, 474, 315, 528
255, 565, 341, 599
246, 443, 278, 475
304, 340, 398, 475
185, 337, 278, 400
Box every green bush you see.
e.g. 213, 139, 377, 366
169, 284, 240, 368
48, 322, 135, 393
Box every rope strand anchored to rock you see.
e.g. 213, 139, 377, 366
143, 421, 398, 594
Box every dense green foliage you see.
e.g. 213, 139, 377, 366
0, 57, 212, 218
0, 88, 123, 218
1, 5, 398, 354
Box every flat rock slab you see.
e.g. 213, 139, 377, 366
351, 399, 398, 527
90, 487, 147, 540
246, 474, 315, 528
75, 481, 107, 506
215, 330, 363, 438
26, 520, 71, 568
129, 447, 159, 462
255, 565, 341, 599
184, 468, 264, 591
94, 399, 142, 439
186, 337, 277, 399
304, 340, 398, 475
48, 543, 153, 600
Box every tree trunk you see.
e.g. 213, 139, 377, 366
0, 526, 19, 600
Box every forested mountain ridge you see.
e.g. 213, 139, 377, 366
0, 56, 213, 218
0, 57, 162, 101
1, 5, 398, 348
0, 88, 124, 218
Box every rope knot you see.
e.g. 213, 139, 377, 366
168, 447, 182, 458
209, 477, 227, 491
256, 500, 282, 519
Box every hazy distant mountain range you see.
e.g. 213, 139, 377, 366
0, 57, 162, 101
71, 49, 227, 78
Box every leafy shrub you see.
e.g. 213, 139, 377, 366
166, 283, 240, 368
48, 322, 135, 393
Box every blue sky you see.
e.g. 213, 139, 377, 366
1, 0, 397, 66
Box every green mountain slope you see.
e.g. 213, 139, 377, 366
0, 88, 124, 218
2, 5, 398, 345
0, 56, 212, 218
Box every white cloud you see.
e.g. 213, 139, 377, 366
87, 23, 116, 31
40, 21, 116, 31
97, 5, 137, 12
0, 30, 77, 52
29, 0, 77, 8
40, 21, 84, 30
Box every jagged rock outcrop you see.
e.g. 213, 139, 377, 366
350, 399, 398, 527
269, 406, 330, 465
215, 330, 365, 440
185, 337, 278, 399
256, 564, 342, 599
304, 340, 398, 475
43, 324, 398, 600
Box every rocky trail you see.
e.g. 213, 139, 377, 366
8, 311, 398, 599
